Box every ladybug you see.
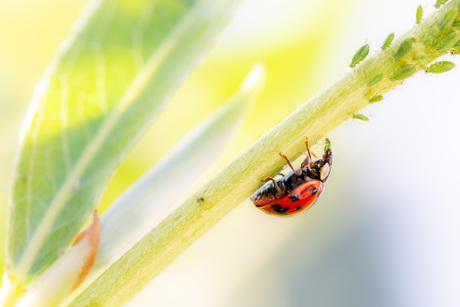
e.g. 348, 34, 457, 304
250, 138, 333, 216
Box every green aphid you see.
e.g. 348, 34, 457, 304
430, 25, 440, 37
413, 55, 427, 61
424, 37, 434, 46
369, 95, 383, 103
391, 65, 416, 81
416, 6, 423, 24
381, 33, 395, 50
452, 40, 460, 53
453, 17, 460, 28
435, 0, 448, 8
324, 138, 331, 151
439, 8, 458, 29
368, 73, 383, 87
426, 61, 456, 73
353, 113, 370, 121
451, 47, 460, 55
394, 38, 416, 60
350, 44, 370, 68
437, 30, 460, 51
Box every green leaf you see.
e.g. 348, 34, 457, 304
7, 0, 242, 287
15, 65, 264, 307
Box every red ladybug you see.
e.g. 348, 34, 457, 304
250, 138, 333, 216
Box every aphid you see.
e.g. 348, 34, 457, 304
453, 17, 460, 28
353, 113, 370, 121
430, 25, 440, 37
197, 197, 205, 203
437, 30, 460, 51
381, 33, 395, 50
350, 44, 370, 68
391, 65, 416, 81
394, 38, 416, 60
368, 73, 383, 87
425, 61, 456, 73
416, 5, 423, 24
413, 55, 428, 61
369, 95, 383, 103
451, 47, 460, 55
435, 0, 448, 8
424, 37, 434, 46
439, 8, 458, 29
250, 138, 333, 216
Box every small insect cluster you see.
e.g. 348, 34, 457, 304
349, 0, 460, 122
250, 138, 333, 216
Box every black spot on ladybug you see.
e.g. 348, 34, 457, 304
289, 193, 300, 202
310, 187, 318, 195
271, 204, 289, 213
296, 206, 302, 211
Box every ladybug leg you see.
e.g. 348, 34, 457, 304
301, 137, 316, 168
306, 137, 317, 158
279, 153, 302, 176
301, 155, 311, 168
261, 177, 283, 194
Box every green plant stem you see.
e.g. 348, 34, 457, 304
71, 2, 460, 306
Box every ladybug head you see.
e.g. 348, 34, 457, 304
319, 161, 331, 181
304, 144, 333, 183
318, 148, 333, 182
298, 138, 333, 182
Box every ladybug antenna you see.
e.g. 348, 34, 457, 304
301, 137, 316, 168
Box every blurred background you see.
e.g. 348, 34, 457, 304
1, 0, 459, 306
